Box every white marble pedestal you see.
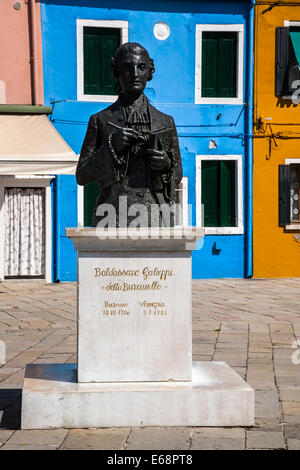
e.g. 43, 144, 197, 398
22, 362, 254, 428
21, 227, 254, 429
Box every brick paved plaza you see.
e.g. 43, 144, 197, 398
0, 279, 300, 450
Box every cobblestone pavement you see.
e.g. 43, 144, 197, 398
0, 279, 300, 450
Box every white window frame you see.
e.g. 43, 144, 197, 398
77, 19, 129, 102
175, 176, 189, 226
284, 158, 300, 230
77, 182, 84, 227
0, 176, 53, 283
195, 24, 244, 105
196, 154, 244, 234
284, 21, 300, 27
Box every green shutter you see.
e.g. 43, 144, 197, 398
202, 34, 218, 97
220, 160, 236, 226
83, 27, 120, 96
218, 34, 237, 97
202, 160, 236, 228
202, 32, 237, 98
279, 165, 291, 226
84, 29, 101, 95
100, 33, 119, 95
84, 181, 99, 227
202, 161, 219, 227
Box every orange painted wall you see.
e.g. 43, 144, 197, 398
253, 1, 300, 277
0, 0, 43, 104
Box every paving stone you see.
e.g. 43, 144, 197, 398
282, 415, 300, 424
216, 342, 248, 349
247, 372, 275, 383
191, 437, 244, 450
280, 390, 300, 402
1, 444, 57, 450
254, 390, 281, 419
282, 402, 300, 415
6, 429, 68, 446
287, 439, 300, 450
0, 430, 14, 447
247, 381, 276, 391
283, 424, 300, 440
193, 427, 245, 439
126, 427, 191, 450
246, 431, 285, 450
254, 418, 282, 430
60, 428, 130, 450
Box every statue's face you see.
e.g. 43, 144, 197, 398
117, 52, 150, 95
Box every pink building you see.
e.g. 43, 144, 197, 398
0, 0, 44, 105
0, 1, 77, 283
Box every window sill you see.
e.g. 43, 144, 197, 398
285, 224, 300, 231
195, 97, 244, 105
202, 226, 244, 235
77, 94, 118, 103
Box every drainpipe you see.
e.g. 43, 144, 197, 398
53, 176, 61, 282
29, 0, 39, 105
245, 0, 255, 278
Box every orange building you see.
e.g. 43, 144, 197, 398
253, 0, 300, 277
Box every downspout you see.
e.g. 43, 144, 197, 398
53, 176, 61, 282
245, 0, 255, 278
29, 0, 39, 105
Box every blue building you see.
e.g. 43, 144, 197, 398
40, 0, 254, 281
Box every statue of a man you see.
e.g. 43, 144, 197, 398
76, 42, 182, 227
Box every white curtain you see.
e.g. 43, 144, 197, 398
4, 188, 45, 277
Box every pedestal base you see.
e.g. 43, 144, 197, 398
21, 362, 254, 429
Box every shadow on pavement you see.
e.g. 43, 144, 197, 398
0, 389, 22, 430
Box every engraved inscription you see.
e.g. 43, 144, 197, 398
96, 266, 174, 318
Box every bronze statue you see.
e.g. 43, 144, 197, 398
76, 42, 182, 227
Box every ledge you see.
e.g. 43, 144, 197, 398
66, 226, 205, 252
0, 105, 52, 115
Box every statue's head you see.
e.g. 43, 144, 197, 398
111, 42, 155, 96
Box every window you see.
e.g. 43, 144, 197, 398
77, 20, 128, 102
279, 160, 300, 229
195, 25, 244, 104
202, 32, 237, 98
202, 160, 235, 227
82, 178, 189, 227
275, 24, 300, 98
196, 155, 243, 234
83, 27, 120, 96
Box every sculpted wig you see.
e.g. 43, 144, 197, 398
111, 42, 155, 93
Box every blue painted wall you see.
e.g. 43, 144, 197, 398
40, 0, 253, 281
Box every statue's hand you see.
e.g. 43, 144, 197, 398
147, 149, 171, 172
111, 128, 145, 154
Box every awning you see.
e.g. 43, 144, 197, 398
0, 114, 78, 175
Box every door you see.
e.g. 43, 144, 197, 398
4, 187, 45, 278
